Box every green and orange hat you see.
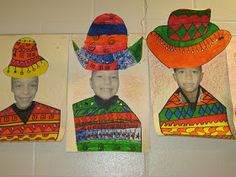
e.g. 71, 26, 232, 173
147, 9, 232, 68
3, 37, 48, 78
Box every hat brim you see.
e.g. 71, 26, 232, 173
73, 37, 143, 70
147, 29, 231, 68
3, 59, 48, 78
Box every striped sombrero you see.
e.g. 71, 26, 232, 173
73, 13, 143, 70
147, 9, 231, 68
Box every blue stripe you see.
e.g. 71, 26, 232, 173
88, 24, 127, 36
75, 128, 141, 142
76, 48, 137, 70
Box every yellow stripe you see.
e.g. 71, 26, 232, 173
0, 134, 58, 141
0, 120, 60, 127
161, 121, 229, 128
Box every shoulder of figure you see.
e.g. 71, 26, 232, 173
200, 86, 223, 105
72, 96, 97, 111
114, 97, 133, 112
34, 101, 61, 114
0, 105, 14, 117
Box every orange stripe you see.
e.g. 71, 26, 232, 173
164, 91, 217, 108
74, 112, 139, 124
146, 30, 231, 68
160, 114, 228, 126
84, 43, 127, 55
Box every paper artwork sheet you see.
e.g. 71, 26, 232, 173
147, 8, 236, 139
0, 35, 68, 142
66, 34, 149, 152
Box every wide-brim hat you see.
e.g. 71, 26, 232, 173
146, 9, 231, 68
73, 13, 143, 70
3, 37, 48, 78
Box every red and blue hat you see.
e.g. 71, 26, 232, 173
73, 13, 143, 70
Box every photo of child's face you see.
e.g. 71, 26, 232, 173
173, 67, 203, 94
90, 70, 119, 100
11, 77, 38, 110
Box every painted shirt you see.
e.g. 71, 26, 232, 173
0, 101, 61, 142
159, 86, 234, 138
73, 96, 142, 152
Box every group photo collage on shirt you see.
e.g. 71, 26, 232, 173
1, 9, 236, 152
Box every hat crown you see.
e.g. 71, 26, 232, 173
12, 37, 39, 62
93, 13, 125, 24
87, 13, 127, 37
167, 9, 211, 41
84, 13, 128, 56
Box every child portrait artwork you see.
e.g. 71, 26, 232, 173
0, 35, 68, 142
147, 9, 236, 139
67, 13, 149, 152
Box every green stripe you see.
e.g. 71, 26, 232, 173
153, 23, 219, 47
159, 102, 226, 122
73, 97, 132, 117
77, 140, 141, 152
171, 9, 210, 17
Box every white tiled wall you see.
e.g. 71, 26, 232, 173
1, 0, 236, 177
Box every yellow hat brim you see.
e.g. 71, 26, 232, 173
3, 59, 49, 78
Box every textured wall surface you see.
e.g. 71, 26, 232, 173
1, 0, 236, 177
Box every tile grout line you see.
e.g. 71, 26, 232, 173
192, 0, 196, 9
92, 0, 95, 19
143, 0, 149, 177
32, 143, 36, 176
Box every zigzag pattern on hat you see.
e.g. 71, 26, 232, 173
167, 9, 211, 41
146, 9, 231, 68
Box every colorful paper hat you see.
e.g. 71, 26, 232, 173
3, 37, 48, 78
73, 13, 143, 70
147, 9, 231, 68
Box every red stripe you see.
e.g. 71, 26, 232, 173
84, 43, 127, 55
10, 56, 42, 67
0, 123, 60, 136
160, 114, 228, 126
74, 112, 140, 124
86, 60, 118, 70
75, 121, 141, 131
